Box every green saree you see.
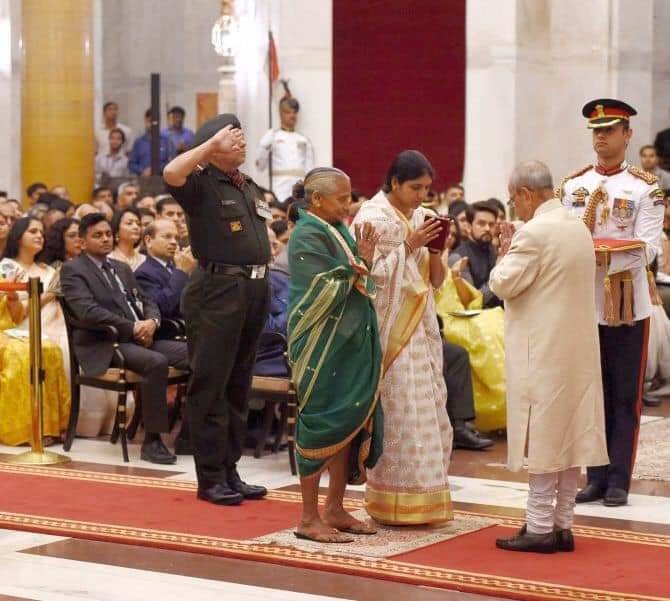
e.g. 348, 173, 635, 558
287, 211, 383, 482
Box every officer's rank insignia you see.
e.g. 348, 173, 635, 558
229, 220, 243, 233
571, 186, 590, 207
651, 188, 665, 206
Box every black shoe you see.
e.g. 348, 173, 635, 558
453, 421, 495, 451
197, 483, 244, 506
554, 527, 575, 552
140, 438, 177, 465
496, 526, 557, 553
575, 483, 606, 503
173, 436, 193, 455
228, 468, 267, 500
643, 394, 662, 407
603, 487, 628, 507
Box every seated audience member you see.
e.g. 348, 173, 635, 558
93, 200, 114, 222
73, 203, 98, 220
26, 182, 48, 206
443, 183, 465, 208
129, 109, 174, 176
135, 219, 195, 320
38, 216, 117, 437
39, 217, 82, 275
452, 200, 501, 308
267, 226, 282, 259
448, 200, 472, 241
50, 185, 70, 200
640, 144, 670, 190
487, 197, 507, 252
348, 189, 366, 221
92, 186, 114, 207
137, 207, 156, 230
3, 217, 72, 374
43, 197, 75, 231
134, 195, 157, 214
0, 210, 9, 257
109, 207, 146, 271
0, 202, 18, 236
435, 218, 506, 432
115, 182, 140, 210
60, 214, 189, 463
95, 127, 130, 185
270, 199, 287, 222
270, 219, 290, 245
156, 195, 188, 247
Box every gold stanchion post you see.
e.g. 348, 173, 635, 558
7, 277, 70, 465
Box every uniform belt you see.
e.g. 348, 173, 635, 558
200, 261, 267, 279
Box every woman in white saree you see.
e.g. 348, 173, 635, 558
352, 150, 453, 525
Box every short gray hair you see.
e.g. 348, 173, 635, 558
509, 160, 554, 191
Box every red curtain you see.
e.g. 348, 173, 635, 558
332, 1, 466, 196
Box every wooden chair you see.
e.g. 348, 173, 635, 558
250, 332, 297, 475
60, 298, 189, 462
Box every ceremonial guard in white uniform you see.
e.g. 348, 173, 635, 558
560, 99, 665, 507
256, 95, 314, 204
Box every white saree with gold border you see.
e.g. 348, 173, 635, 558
352, 191, 453, 525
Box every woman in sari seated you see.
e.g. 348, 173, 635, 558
352, 150, 453, 525
0, 218, 69, 445
288, 167, 383, 543
436, 219, 507, 432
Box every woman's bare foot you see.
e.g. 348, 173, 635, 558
323, 506, 377, 535
295, 517, 354, 543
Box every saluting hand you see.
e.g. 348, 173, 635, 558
355, 222, 381, 267
208, 124, 245, 156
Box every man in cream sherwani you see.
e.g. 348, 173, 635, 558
490, 161, 608, 554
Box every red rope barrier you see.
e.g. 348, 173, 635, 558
0, 282, 28, 292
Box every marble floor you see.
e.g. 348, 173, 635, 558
0, 402, 668, 601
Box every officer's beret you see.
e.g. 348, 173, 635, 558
192, 113, 242, 148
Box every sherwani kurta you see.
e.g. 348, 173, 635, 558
352, 191, 453, 525
489, 199, 608, 474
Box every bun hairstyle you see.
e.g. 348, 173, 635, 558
301, 167, 349, 205
382, 149, 434, 193
292, 180, 306, 201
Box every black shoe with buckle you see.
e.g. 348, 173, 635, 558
453, 421, 495, 451
197, 483, 243, 506
575, 482, 606, 503
603, 487, 628, 507
554, 527, 575, 552
140, 438, 177, 465
228, 468, 267, 500
496, 525, 557, 554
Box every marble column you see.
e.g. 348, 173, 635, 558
21, 0, 94, 205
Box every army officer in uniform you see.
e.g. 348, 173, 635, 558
559, 99, 665, 507
164, 114, 271, 505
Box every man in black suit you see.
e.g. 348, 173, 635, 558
60, 213, 188, 464
135, 219, 195, 320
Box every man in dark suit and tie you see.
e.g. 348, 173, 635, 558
60, 213, 189, 464
135, 219, 196, 320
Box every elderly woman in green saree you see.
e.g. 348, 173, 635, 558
288, 167, 383, 543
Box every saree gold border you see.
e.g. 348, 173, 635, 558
0, 511, 665, 601
366, 487, 454, 525
3, 463, 670, 549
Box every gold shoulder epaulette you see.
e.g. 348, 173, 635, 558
555, 165, 593, 199
627, 165, 658, 185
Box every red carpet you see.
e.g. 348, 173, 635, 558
1, 463, 669, 601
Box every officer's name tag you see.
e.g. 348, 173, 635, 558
255, 197, 273, 220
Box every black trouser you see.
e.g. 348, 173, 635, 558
181, 266, 269, 486
113, 339, 188, 434
443, 340, 476, 423
587, 319, 649, 491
